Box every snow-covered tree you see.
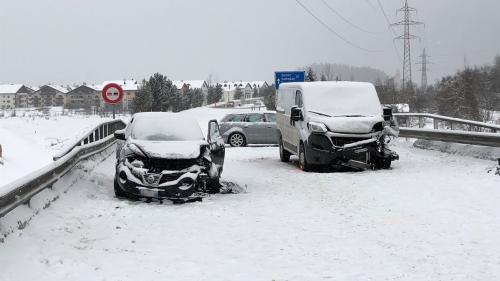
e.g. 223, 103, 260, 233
207, 85, 222, 104
306, 67, 316, 82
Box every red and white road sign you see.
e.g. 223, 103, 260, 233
102, 83, 124, 105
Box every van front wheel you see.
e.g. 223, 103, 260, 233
299, 143, 311, 171
279, 138, 290, 162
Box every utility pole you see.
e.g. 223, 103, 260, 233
391, 0, 423, 104
416, 48, 433, 94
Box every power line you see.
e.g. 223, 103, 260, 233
294, 0, 380, 53
320, 0, 381, 34
375, 0, 402, 64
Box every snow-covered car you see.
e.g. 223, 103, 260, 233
113, 112, 225, 202
219, 112, 278, 147
276, 81, 399, 171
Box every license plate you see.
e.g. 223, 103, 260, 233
140, 189, 158, 198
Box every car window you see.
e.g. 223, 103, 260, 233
226, 114, 245, 122
264, 113, 276, 123
209, 122, 221, 140
245, 113, 264, 122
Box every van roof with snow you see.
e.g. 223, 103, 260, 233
278, 81, 383, 117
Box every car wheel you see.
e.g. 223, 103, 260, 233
207, 177, 221, 194
114, 176, 127, 198
377, 158, 392, 169
279, 138, 290, 162
229, 133, 246, 147
299, 143, 311, 171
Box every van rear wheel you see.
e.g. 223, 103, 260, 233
299, 143, 311, 171
279, 138, 290, 162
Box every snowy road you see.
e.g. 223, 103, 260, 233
1, 141, 500, 281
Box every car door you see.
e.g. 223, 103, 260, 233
243, 113, 267, 144
207, 120, 225, 167
264, 113, 278, 144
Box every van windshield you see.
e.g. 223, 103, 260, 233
304, 84, 383, 117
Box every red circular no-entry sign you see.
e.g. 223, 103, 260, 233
102, 83, 124, 105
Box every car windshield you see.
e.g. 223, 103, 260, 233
304, 84, 383, 117
131, 116, 204, 141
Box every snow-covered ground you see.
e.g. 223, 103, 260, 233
0, 115, 121, 187
1, 107, 499, 280
0, 142, 499, 280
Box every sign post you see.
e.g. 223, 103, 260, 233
102, 83, 124, 119
274, 71, 306, 90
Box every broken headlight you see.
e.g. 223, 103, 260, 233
308, 122, 328, 133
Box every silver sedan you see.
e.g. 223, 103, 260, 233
219, 112, 278, 147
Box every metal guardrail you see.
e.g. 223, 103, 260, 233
395, 113, 500, 147
394, 113, 500, 133
54, 120, 127, 160
399, 128, 500, 148
0, 120, 126, 218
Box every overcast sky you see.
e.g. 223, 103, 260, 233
0, 0, 499, 86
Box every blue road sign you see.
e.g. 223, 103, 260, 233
275, 71, 305, 89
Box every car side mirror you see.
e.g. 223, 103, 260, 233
383, 107, 393, 122
290, 106, 303, 122
207, 120, 221, 143
114, 129, 126, 141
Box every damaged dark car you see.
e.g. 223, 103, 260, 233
113, 112, 225, 202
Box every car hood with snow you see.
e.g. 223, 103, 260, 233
130, 140, 207, 159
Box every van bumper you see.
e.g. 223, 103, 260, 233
304, 134, 399, 168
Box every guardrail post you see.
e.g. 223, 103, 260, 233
419, 117, 424, 128
450, 122, 454, 130
406, 117, 410, 128
434, 119, 438, 130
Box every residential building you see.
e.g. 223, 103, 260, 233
33, 85, 71, 107
172, 80, 209, 105
0, 84, 34, 109
218, 81, 270, 102
66, 84, 101, 110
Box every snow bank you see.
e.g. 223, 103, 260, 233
413, 139, 500, 161
0, 115, 121, 187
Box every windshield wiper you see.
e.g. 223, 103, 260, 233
308, 111, 332, 117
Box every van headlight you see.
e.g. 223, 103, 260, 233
308, 122, 328, 133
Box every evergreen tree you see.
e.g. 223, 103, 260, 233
262, 86, 276, 110
320, 74, 327, 81
307, 67, 316, 82
207, 85, 223, 104
133, 79, 152, 113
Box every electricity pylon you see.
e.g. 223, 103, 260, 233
391, 0, 423, 104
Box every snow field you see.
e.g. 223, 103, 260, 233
0, 115, 125, 188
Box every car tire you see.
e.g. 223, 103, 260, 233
377, 158, 392, 169
114, 176, 127, 198
229, 133, 246, 147
299, 143, 311, 172
279, 137, 291, 162
207, 177, 221, 194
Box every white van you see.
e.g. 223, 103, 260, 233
276, 81, 399, 171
